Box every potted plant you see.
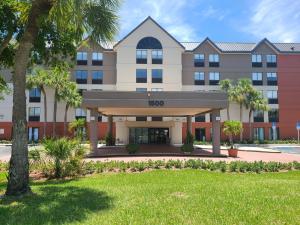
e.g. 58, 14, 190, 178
223, 120, 242, 157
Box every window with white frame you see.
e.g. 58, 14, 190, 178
28, 107, 41, 121
267, 72, 277, 85
252, 72, 263, 85
194, 72, 205, 85
76, 52, 88, 65
152, 50, 163, 64
92, 52, 103, 65
267, 90, 278, 104
75, 108, 86, 119
136, 50, 147, 64
194, 54, 205, 67
266, 54, 277, 67
209, 54, 219, 67
252, 54, 262, 67
209, 72, 220, 85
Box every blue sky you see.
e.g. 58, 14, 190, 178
117, 0, 300, 43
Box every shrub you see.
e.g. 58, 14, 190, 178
105, 133, 115, 146
185, 132, 194, 144
126, 143, 139, 154
181, 144, 194, 153
43, 138, 86, 178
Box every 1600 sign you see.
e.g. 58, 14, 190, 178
148, 100, 164, 107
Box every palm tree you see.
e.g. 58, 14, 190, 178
219, 79, 233, 120
69, 118, 86, 142
48, 64, 70, 137
231, 79, 252, 141
60, 82, 82, 136
245, 90, 269, 141
27, 69, 50, 138
7, 0, 120, 196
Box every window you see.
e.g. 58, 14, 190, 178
136, 50, 147, 64
75, 108, 86, 120
267, 72, 277, 86
152, 69, 162, 83
151, 88, 163, 92
92, 71, 103, 84
136, 116, 147, 121
209, 72, 220, 85
254, 127, 264, 141
98, 113, 102, 122
253, 110, 264, 122
194, 72, 205, 85
92, 52, 103, 66
136, 88, 147, 92
269, 127, 280, 140
195, 115, 205, 122
266, 55, 277, 67
194, 54, 205, 67
136, 37, 162, 49
76, 52, 88, 65
136, 69, 147, 83
29, 88, 41, 102
76, 70, 88, 84
152, 50, 163, 64
152, 116, 162, 121
209, 54, 219, 67
28, 107, 40, 121
267, 90, 278, 104
252, 54, 262, 67
268, 109, 279, 122
252, 72, 263, 85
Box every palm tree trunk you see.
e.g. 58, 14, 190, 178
41, 86, 47, 138
53, 89, 58, 137
63, 104, 69, 136
6, 0, 54, 196
249, 110, 253, 141
239, 103, 243, 142
227, 104, 230, 121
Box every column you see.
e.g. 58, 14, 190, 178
212, 109, 221, 155
107, 115, 113, 135
186, 115, 192, 134
89, 108, 98, 152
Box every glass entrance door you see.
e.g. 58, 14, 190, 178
129, 128, 169, 144
148, 128, 169, 144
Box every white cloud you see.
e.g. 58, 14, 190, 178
245, 0, 300, 42
118, 0, 198, 41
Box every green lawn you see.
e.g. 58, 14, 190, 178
0, 170, 300, 225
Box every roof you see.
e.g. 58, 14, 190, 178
82, 17, 300, 54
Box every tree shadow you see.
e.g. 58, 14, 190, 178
0, 185, 113, 225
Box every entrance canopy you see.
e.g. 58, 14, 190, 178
82, 91, 227, 116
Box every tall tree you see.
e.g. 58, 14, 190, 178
27, 68, 51, 138
245, 89, 269, 141
58, 78, 82, 136
5, 0, 120, 196
231, 79, 252, 142
219, 79, 233, 120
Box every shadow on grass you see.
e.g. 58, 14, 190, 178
0, 185, 113, 225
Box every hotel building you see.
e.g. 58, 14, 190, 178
1, 17, 300, 153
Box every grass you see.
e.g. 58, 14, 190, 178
0, 170, 300, 225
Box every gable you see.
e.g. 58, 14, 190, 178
193, 38, 222, 53
114, 17, 184, 50
252, 39, 279, 54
